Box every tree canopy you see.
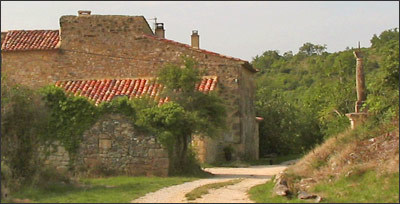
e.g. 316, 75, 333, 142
252, 28, 399, 156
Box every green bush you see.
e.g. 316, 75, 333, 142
1, 81, 52, 185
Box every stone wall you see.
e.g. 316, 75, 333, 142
44, 114, 169, 176
239, 68, 258, 160
1, 13, 258, 163
1, 50, 59, 87
76, 114, 169, 176
43, 141, 70, 172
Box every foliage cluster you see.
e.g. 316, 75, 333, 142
252, 28, 399, 156
1, 77, 53, 191
136, 57, 227, 175
40, 85, 158, 155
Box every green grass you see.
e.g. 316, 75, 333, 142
7, 176, 198, 203
185, 179, 243, 200
312, 170, 399, 203
249, 171, 400, 203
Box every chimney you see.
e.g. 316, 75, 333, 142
78, 10, 91, 16
191, 30, 199, 49
155, 23, 165, 38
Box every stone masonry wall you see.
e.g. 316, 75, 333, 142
43, 114, 169, 176
1, 14, 257, 163
1, 50, 59, 87
42, 141, 70, 172
239, 67, 258, 160
76, 114, 169, 176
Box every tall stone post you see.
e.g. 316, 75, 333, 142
354, 50, 366, 113
346, 44, 368, 129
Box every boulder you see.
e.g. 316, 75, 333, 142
274, 183, 290, 196
273, 178, 290, 196
297, 190, 317, 199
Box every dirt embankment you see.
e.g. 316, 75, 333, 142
283, 120, 399, 194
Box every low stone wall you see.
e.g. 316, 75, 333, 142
43, 114, 170, 176
43, 141, 70, 172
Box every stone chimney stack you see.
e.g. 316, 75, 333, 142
191, 30, 199, 49
78, 10, 91, 16
155, 23, 165, 38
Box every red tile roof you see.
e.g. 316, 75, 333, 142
142, 34, 247, 62
1, 30, 60, 51
55, 76, 218, 106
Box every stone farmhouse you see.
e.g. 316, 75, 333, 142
1, 11, 261, 175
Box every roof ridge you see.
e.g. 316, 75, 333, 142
142, 34, 247, 62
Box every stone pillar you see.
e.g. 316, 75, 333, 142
354, 50, 366, 113
346, 45, 368, 129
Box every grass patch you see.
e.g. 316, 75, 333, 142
7, 176, 198, 203
248, 180, 308, 203
185, 179, 243, 200
312, 170, 399, 203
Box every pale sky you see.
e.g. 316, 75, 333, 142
1, 1, 399, 61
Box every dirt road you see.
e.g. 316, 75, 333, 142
131, 164, 291, 203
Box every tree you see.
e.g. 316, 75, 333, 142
1, 76, 52, 185
366, 28, 399, 121
298, 42, 327, 56
136, 57, 227, 175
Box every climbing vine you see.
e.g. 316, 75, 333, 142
40, 85, 156, 159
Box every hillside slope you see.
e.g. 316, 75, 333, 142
283, 119, 399, 202
249, 118, 399, 203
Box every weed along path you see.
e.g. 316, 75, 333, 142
131, 164, 289, 203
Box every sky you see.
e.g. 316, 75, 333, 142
1, 1, 399, 61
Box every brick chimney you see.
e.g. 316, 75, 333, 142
155, 23, 165, 38
191, 30, 199, 49
78, 10, 91, 16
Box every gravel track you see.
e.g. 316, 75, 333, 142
131, 164, 290, 203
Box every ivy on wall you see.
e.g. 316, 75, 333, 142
40, 85, 156, 160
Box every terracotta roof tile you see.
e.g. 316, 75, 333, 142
55, 76, 218, 106
1, 30, 60, 51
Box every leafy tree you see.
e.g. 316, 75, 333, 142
1, 77, 52, 185
136, 57, 227, 175
298, 42, 327, 56
366, 28, 399, 121
252, 28, 398, 157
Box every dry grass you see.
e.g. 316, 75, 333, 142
287, 129, 352, 179
285, 119, 399, 193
